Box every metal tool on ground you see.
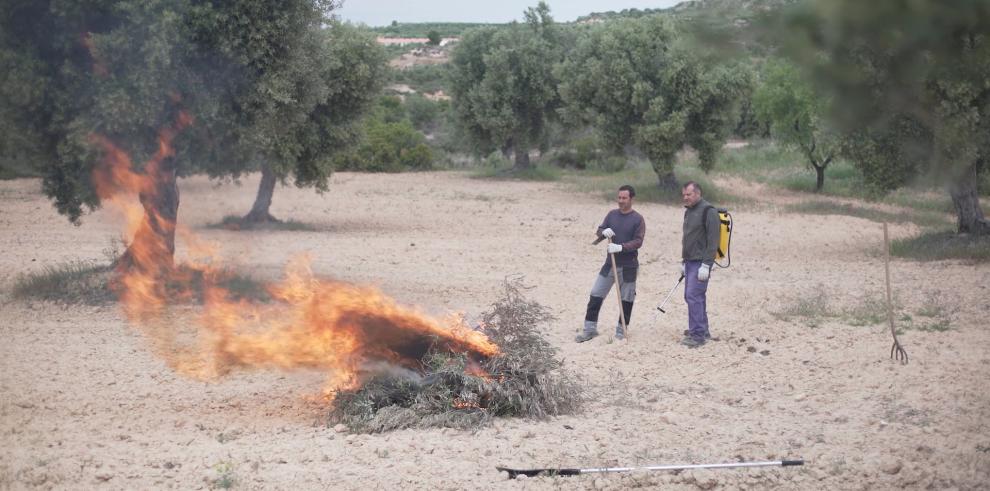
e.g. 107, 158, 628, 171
497, 458, 805, 478
655, 274, 685, 314
882, 223, 908, 364
608, 237, 627, 338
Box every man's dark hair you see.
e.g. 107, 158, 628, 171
682, 181, 702, 195
618, 184, 635, 198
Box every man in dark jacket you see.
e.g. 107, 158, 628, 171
680, 181, 720, 348
576, 184, 646, 342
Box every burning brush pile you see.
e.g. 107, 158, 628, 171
329, 279, 583, 432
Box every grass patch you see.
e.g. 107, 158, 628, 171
891, 230, 990, 262
12, 261, 116, 305
207, 215, 317, 232
893, 291, 955, 333
717, 140, 805, 175
329, 278, 582, 432
714, 141, 972, 213
563, 161, 747, 208
785, 200, 952, 229
841, 292, 889, 327
770, 288, 837, 328
472, 164, 562, 181
771, 288, 904, 329
716, 141, 864, 197
12, 260, 271, 305
0, 159, 43, 179
210, 461, 236, 489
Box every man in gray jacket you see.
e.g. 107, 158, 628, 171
680, 181, 720, 348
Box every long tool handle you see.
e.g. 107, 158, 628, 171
608, 237, 627, 335
498, 459, 804, 478
656, 274, 685, 313
882, 223, 895, 339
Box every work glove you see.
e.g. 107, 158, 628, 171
698, 263, 711, 282
679, 262, 685, 276
601, 228, 615, 238
607, 243, 622, 254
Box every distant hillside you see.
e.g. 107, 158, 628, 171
577, 0, 800, 56
368, 22, 499, 38
577, 0, 796, 22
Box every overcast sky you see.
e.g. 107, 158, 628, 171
336, 0, 683, 27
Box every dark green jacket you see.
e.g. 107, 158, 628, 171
682, 199, 720, 266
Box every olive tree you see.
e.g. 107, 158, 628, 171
0, 0, 382, 271
753, 59, 839, 192
556, 15, 751, 190
235, 22, 386, 224
448, 2, 562, 170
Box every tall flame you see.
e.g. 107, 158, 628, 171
89, 113, 498, 398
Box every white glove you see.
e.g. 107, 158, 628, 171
679, 262, 685, 276
601, 228, 615, 238
698, 263, 711, 282
607, 243, 622, 254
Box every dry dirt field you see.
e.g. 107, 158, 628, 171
2, 171, 989, 490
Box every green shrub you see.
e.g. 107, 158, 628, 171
398, 143, 433, 170
590, 155, 627, 173
339, 120, 434, 172
405, 94, 445, 132
392, 64, 450, 93
548, 135, 603, 170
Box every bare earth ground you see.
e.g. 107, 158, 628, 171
2, 171, 989, 490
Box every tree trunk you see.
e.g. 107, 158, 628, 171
655, 170, 679, 192
948, 162, 990, 235
115, 157, 179, 276
243, 164, 279, 223
513, 146, 532, 170
813, 164, 825, 192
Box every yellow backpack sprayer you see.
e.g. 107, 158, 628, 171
711, 206, 732, 268
656, 206, 733, 314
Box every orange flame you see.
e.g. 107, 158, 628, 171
89, 111, 499, 399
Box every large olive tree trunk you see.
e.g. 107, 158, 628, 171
650, 158, 680, 193
512, 146, 532, 170
115, 157, 179, 276
949, 162, 990, 235
243, 164, 279, 223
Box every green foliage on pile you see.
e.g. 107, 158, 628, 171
329, 280, 582, 432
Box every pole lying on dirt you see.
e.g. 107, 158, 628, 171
607, 237, 627, 338
497, 459, 805, 478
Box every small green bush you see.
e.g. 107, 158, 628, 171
338, 120, 434, 172
405, 94, 446, 132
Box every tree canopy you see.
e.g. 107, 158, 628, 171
556, 15, 751, 189
781, 0, 990, 234
448, 2, 563, 170
0, 0, 384, 268
753, 59, 838, 192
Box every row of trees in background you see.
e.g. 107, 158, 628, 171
444, 0, 988, 233
1, 0, 987, 239
449, 3, 751, 190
